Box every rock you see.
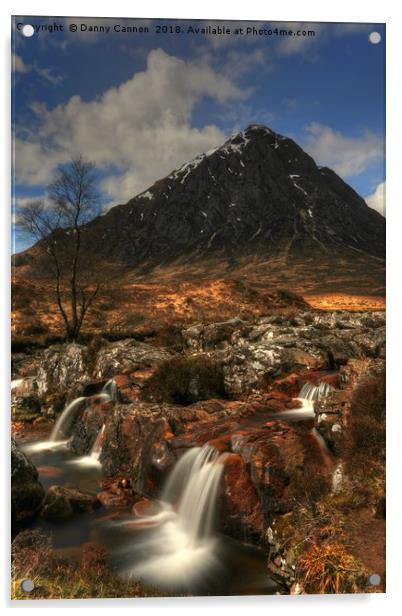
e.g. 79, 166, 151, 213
11, 376, 38, 397
97, 476, 137, 509
198, 312, 385, 396
94, 339, 173, 379
315, 357, 386, 453
36, 343, 89, 395
68, 397, 112, 455
221, 344, 281, 395
11, 439, 45, 525
11, 394, 41, 422
41, 485, 101, 521
99, 403, 179, 494
221, 453, 264, 541
182, 318, 248, 352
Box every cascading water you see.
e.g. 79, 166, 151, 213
49, 397, 87, 442
299, 381, 334, 402
68, 423, 106, 468
275, 381, 335, 423
23, 385, 114, 455
91, 424, 105, 462
116, 444, 227, 591
102, 379, 118, 402
47, 380, 115, 446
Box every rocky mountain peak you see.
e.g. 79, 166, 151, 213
20, 124, 386, 271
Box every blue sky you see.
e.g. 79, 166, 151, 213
12, 17, 385, 251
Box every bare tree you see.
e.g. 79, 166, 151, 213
20, 156, 101, 340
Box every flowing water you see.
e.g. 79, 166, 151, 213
23, 440, 277, 596
23, 382, 114, 454
112, 446, 227, 591
299, 381, 334, 401
18, 377, 338, 596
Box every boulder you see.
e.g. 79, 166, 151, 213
41, 485, 101, 521
11, 439, 45, 525
36, 343, 89, 395
94, 339, 173, 379
11, 394, 41, 422
182, 317, 248, 352
97, 477, 137, 509
221, 453, 264, 541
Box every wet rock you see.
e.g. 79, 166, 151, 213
97, 476, 137, 509
221, 453, 264, 541
11, 438, 45, 525
36, 343, 89, 395
94, 339, 173, 379
98, 403, 178, 494
41, 485, 101, 521
69, 398, 112, 455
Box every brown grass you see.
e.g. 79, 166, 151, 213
297, 543, 368, 594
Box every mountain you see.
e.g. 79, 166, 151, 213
16, 124, 385, 292
75, 124, 385, 269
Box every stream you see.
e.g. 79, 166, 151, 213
18, 381, 333, 596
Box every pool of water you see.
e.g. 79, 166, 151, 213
21, 438, 278, 596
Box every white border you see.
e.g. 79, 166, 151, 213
2, 1, 401, 614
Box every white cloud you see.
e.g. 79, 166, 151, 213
12, 52, 64, 84
12, 53, 29, 73
34, 65, 64, 85
303, 122, 384, 177
365, 181, 386, 216
15, 49, 247, 204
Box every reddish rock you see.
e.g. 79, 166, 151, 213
113, 374, 131, 389
97, 476, 137, 509
208, 434, 231, 453
221, 453, 264, 541
269, 373, 301, 397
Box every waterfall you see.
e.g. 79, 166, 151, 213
23, 381, 118, 455
311, 427, 333, 466
67, 423, 106, 468
118, 444, 226, 590
90, 424, 105, 461
51, 382, 115, 445
102, 379, 118, 402
299, 381, 334, 402
49, 397, 87, 442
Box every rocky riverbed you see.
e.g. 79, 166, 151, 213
11, 309, 386, 596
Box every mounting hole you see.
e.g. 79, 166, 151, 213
368, 573, 381, 586
369, 32, 381, 45
22, 24, 35, 37
21, 579, 35, 592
